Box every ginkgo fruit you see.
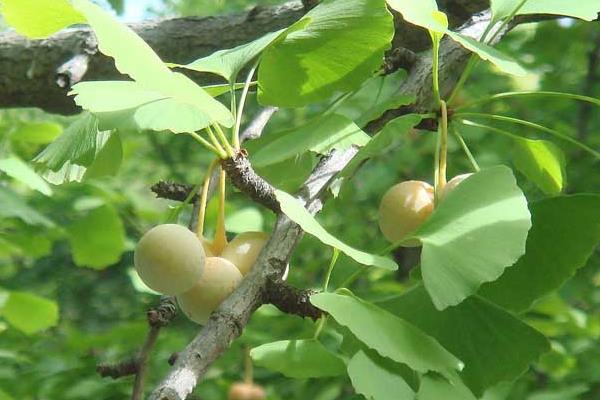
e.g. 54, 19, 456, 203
134, 224, 206, 295
442, 173, 473, 199
228, 382, 266, 400
378, 180, 434, 247
177, 257, 242, 325
221, 232, 269, 276
200, 236, 216, 257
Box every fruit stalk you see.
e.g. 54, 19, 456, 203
435, 100, 449, 203
213, 166, 228, 254
196, 159, 219, 239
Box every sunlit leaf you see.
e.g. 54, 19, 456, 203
67, 205, 125, 269
259, 0, 394, 107
480, 194, 600, 312
251, 339, 346, 378
0, 0, 85, 38
411, 166, 531, 310
347, 350, 415, 400
0, 157, 53, 196
82, 133, 123, 179
492, 0, 600, 22
382, 285, 550, 396
386, 0, 447, 32
275, 190, 397, 270
252, 114, 370, 167
0, 291, 58, 335
11, 121, 63, 144
513, 138, 566, 195
311, 291, 463, 379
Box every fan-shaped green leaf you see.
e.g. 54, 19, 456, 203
347, 350, 415, 400
275, 190, 397, 270
250, 339, 346, 378
381, 286, 549, 396
480, 194, 600, 312
253, 114, 370, 167
311, 291, 463, 379
67, 205, 125, 269
513, 138, 566, 195
0, 157, 52, 196
11, 121, 62, 144
492, 0, 600, 22
411, 166, 531, 310
417, 375, 476, 400
386, 0, 447, 32
258, 0, 394, 107
0, 0, 85, 38
0, 291, 58, 335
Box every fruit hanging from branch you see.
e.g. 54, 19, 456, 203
221, 232, 269, 276
378, 180, 434, 247
134, 224, 206, 295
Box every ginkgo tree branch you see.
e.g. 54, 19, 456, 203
149, 9, 497, 400
0, 0, 490, 114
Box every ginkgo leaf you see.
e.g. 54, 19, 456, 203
0, 291, 59, 335
0, 157, 53, 196
447, 32, 527, 76
492, 0, 600, 22
0, 187, 54, 227
513, 138, 566, 195
410, 166, 531, 310
0, 0, 85, 39
252, 114, 370, 167
71, 0, 233, 130
311, 290, 463, 380
386, 0, 447, 33
251, 339, 346, 378
275, 190, 397, 270
258, 0, 394, 107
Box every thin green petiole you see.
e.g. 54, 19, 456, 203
313, 316, 327, 340
205, 128, 228, 158
452, 125, 480, 172
458, 118, 525, 141
188, 131, 225, 157
455, 112, 600, 159
455, 90, 600, 111
431, 38, 441, 105
211, 124, 236, 158
233, 60, 259, 149
323, 248, 340, 292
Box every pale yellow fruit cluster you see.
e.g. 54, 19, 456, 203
228, 382, 266, 400
134, 226, 269, 325
378, 174, 472, 246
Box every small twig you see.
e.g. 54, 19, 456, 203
265, 281, 324, 321
151, 181, 196, 202
97, 359, 139, 379
240, 106, 279, 143
221, 152, 280, 213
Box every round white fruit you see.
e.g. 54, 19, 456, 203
221, 232, 268, 276
177, 257, 243, 325
134, 224, 205, 295
378, 180, 434, 247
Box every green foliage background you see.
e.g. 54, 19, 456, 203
0, 1, 599, 399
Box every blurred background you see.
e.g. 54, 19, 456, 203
0, 1, 599, 399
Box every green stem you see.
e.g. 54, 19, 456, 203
458, 118, 525, 141
233, 61, 259, 149
435, 100, 449, 203
455, 90, 600, 111
205, 128, 228, 159
451, 125, 480, 172
455, 112, 600, 159
323, 248, 340, 292
211, 124, 236, 158
431, 38, 441, 105
313, 316, 327, 340
165, 181, 203, 224
188, 131, 225, 158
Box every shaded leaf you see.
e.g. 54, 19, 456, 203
0, 291, 58, 335
0, 187, 54, 227
417, 375, 476, 400
83, 132, 123, 179
382, 285, 550, 396
259, 0, 394, 106
253, 114, 370, 167
11, 121, 62, 144
411, 166, 531, 310
275, 190, 397, 270
0, 157, 53, 196
480, 194, 600, 312
0, 0, 84, 38
311, 291, 463, 379
513, 138, 566, 195
67, 205, 125, 269
251, 339, 346, 378
347, 350, 415, 400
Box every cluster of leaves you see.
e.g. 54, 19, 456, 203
0, 0, 599, 399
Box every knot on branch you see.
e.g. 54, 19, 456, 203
265, 281, 324, 321
147, 296, 178, 327
151, 181, 197, 202
97, 358, 139, 379
221, 152, 280, 213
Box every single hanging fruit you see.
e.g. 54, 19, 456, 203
177, 257, 242, 325
228, 382, 266, 400
378, 180, 434, 247
134, 224, 205, 295
221, 232, 269, 276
